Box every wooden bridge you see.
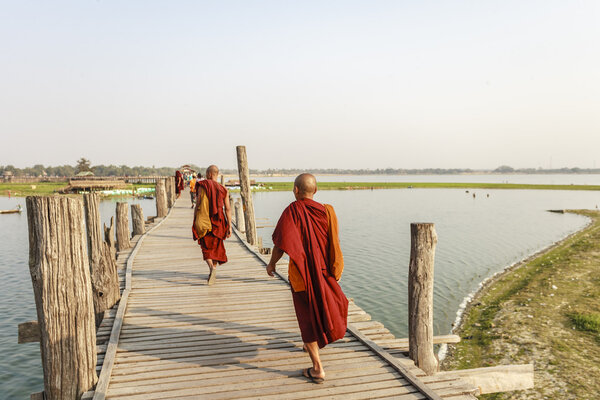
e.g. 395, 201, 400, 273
22, 148, 532, 399
83, 196, 480, 400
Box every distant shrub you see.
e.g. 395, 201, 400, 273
568, 312, 600, 334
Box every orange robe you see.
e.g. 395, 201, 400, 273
192, 179, 229, 264
272, 198, 348, 348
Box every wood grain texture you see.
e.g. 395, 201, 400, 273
408, 223, 438, 375
26, 196, 98, 399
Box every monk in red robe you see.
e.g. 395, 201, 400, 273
175, 170, 185, 198
192, 165, 232, 285
267, 173, 348, 383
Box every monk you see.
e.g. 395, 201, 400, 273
266, 173, 348, 383
192, 165, 232, 285
175, 170, 185, 198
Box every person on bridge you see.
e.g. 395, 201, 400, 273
266, 173, 348, 384
175, 170, 185, 198
192, 165, 232, 285
189, 173, 199, 208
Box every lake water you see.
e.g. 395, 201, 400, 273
254, 173, 600, 185
1, 188, 599, 397
0, 197, 155, 399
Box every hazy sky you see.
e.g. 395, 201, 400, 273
1, 1, 598, 170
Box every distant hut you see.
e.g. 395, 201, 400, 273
75, 171, 95, 177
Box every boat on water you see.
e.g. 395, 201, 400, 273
0, 205, 23, 214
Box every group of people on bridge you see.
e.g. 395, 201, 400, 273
184, 166, 349, 384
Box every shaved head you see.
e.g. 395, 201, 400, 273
206, 165, 219, 180
294, 173, 317, 199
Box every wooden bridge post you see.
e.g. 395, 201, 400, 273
131, 204, 145, 236
26, 196, 98, 399
234, 199, 245, 232
155, 178, 168, 218
83, 193, 120, 325
236, 145, 258, 245
166, 176, 174, 208
103, 217, 116, 256
408, 222, 439, 375
115, 202, 131, 252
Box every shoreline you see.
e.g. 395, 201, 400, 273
438, 215, 593, 362
441, 209, 600, 399
3, 181, 600, 198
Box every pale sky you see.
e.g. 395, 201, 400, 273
1, 1, 598, 170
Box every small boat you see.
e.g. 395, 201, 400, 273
0, 205, 22, 214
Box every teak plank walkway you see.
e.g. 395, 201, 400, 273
91, 197, 478, 400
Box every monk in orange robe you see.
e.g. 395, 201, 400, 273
267, 173, 348, 383
192, 165, 232, 285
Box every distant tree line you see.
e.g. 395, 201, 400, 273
2, 161, 600, 178
492, 165, 600, 174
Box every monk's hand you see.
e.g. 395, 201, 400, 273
266, 262, 276, 277
227, 227, 232, 238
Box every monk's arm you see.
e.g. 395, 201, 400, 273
266, 246, 284, 277
224, 192, 232, 237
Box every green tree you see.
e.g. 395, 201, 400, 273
75, 158, 93, 174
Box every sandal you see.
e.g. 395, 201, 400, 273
302, 368, 324, 384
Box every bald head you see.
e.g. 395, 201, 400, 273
206, 165, 219, 181
294, 173, 317, 199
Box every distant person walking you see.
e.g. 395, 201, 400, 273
189, 173, 199, 208
175, 170, 185, 198
266, 173, 348, 383
192, 165, 232, 285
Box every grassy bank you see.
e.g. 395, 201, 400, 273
0, 182, 154, 197
259, 181, 600, 191
442, 210, 600, 399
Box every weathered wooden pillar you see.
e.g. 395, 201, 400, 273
166, 176, 174, 208
131, 204, 145, 236
103, 216, 116, 256
220, 174, 225, 186
83, 193, 120, 325
236, 145, 258, 245
408, 223, 439, 375
155, 178, 168, 218
26, 196, 98, 399
171, 176, 177, 204
115, 202, 131, 252
234, 199, 245, 232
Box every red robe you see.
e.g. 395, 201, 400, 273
194, 179, 229, 264
175, 170, 185, 195
272, 198, 348, 348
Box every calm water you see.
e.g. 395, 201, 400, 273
1, 189, 599, 397
0, 197, 155, 399
247, 189, 598, 339
254, 173, 600, 185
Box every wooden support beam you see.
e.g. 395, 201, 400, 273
131, 204, 145, 237
103, 216, 115, 256
236, 145, 258, 245
26, 196, 98, 399
378, 334, 461, 350
85, 194, 120, 324
408, 222, 438, 375
115, 202, 131, 252
166, 176, 174, 208
155, 179, 168, 218
234, 199, 245, 233
18, 321, 40, 343
433, 364, 534, 394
